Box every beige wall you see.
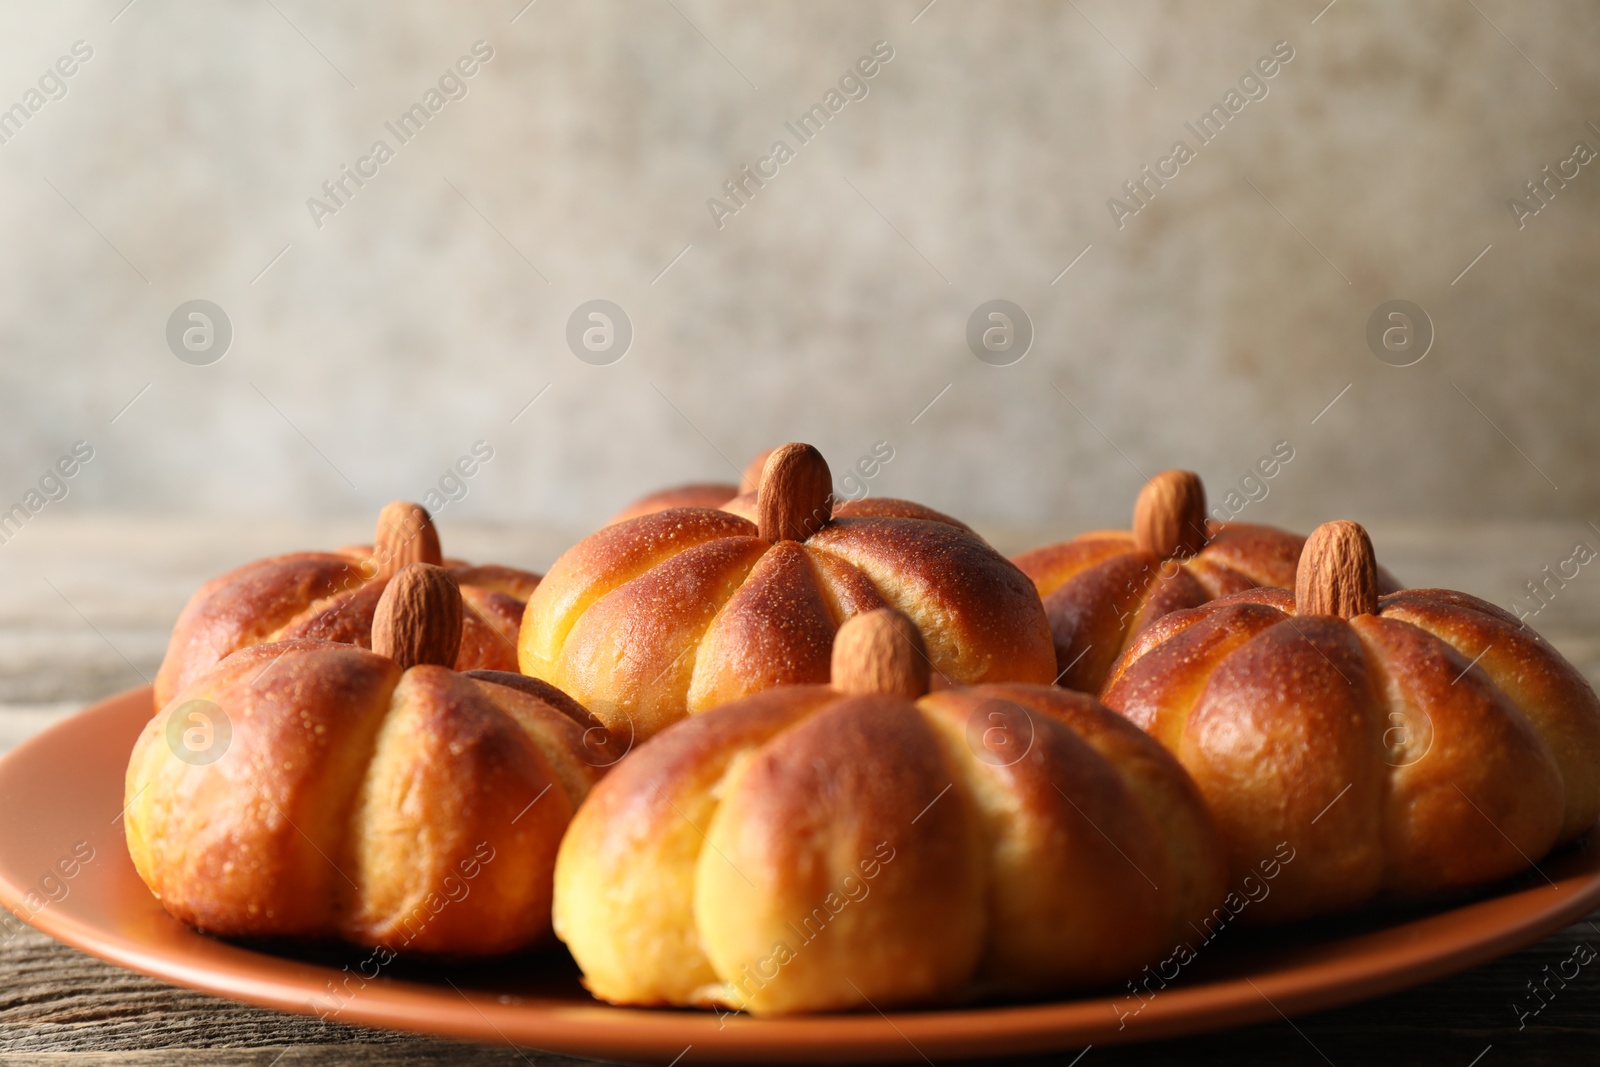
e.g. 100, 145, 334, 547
0, 0, 1595, 537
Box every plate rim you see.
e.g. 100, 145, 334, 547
3, 685, 1598, 1065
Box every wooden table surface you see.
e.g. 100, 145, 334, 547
3, 515, 1598, 1067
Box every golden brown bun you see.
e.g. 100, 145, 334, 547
127, 640, 603, 954
1014, 478, 1402, 693
155, 542, 540, 708
1101, 583, 1600, 924
518, 507, 1056, 743
553, 682, 1226, 1013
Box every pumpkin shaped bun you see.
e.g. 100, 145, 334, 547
519, 444, 1057, 744
1012, 470, 1401, 694
554, 609, 1227, 1013
1101, 521, 1600, 925
154, 501, 539, 709
126, 564, 613, 955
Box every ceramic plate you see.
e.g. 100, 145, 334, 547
3, 686, 1598, 1065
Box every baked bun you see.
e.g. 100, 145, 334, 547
554, 609, 1226, 1013
1013, 470, 1401, 693
154, 501, 539, 708
1101, 521, 1600, 924
519, 443, 1056, 743
126, 564, 612, 955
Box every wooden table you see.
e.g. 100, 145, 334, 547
3, 516, 1597, 1066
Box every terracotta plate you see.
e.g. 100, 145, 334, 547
3, 687, 1599, 1065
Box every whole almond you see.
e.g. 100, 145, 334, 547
1132, 470, 1209, 560
757, 443, 834, 543
372, 563, 463, 670
1295, 520, 1379, 619
371, 501, 443, 581
831, 608, 931, 698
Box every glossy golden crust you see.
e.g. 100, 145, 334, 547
685, 541, 852, 712
697, 694, 987, 1013
553, 682, 1226, 1013
1013, 521, 1401, 694
554, 687, 831, 1006
542, 534, 772, 741
1100, 588, 1600, 923
520, 509, 1054, 742
833, 497, 975, 531
807, 518, 1052, 686
521, 509, 757, 661
126, 641, 601, 954
935, 683, 1227, 969
155, 551, 540, 708
1378, 589, 1600, 841
719, 491, 975, 533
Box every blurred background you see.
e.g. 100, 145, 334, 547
0, 0, 1597, 712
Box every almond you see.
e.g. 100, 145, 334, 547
831, 608, 931, 698
371, 501, 443, 581
1295, 519, 1379, 619
1132, 470, 1209, 560
757, 442, 834, 543
372, 563, 463, 670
